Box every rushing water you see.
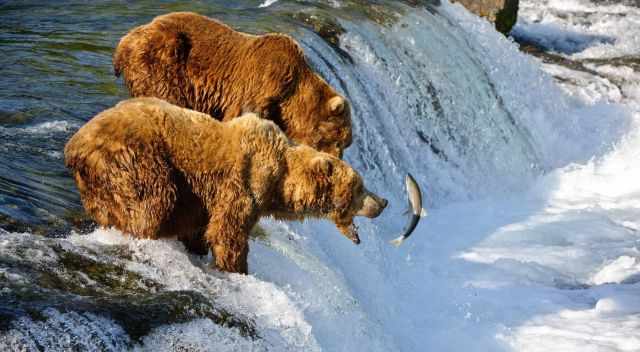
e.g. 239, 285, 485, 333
2, 0, 639, 351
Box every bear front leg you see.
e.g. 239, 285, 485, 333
205, 196, 257, 274
179, 231, 210, 256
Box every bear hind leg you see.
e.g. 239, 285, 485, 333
159, 170, 210, 255
76, 149, 177, 239
122, 159, 177, 239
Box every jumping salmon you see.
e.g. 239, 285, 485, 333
390, 173, 427, 247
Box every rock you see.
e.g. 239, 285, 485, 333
289, 11, 353, 62
452, 0, 519, 34
0, 231, 257, 349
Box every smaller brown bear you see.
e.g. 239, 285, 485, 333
114, 12, 352, 157
64, 98, 386, 274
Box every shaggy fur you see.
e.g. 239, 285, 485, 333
113, 12, 352, 157
64, 98, 386, 274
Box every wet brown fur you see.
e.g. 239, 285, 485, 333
113, 12, 352, 157
64, 98, 381, 274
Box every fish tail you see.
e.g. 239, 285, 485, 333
389, 236, 405, 247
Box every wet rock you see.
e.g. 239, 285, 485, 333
515, 38, 598, 75
250, 223, 270, 242
0, 210, 97, 238
287, 1, 442, 62
289, 11, 353, 62
290, 12, 344, 48
513, 36, 640, 102
0, 110, 31, 126
582, 56, 640, 71
452, 0, 519, 34
0, 232, 257, 348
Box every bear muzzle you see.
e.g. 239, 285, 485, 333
356, 192, 388, 218
336, 192, 386, 245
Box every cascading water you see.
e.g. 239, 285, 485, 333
299, 6, 546, 202
1, 0, 639, 351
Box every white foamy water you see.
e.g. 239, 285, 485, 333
70, 229, 323, 351
23, 121, 76, 134
258, 0, 279, 8
0, 120, 79, 135
136, 319, 267, 352
515, 0, 640, 60
513, 0, 640, 106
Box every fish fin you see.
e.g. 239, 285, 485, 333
389, 236, 405, 247
420, 208, 428, 217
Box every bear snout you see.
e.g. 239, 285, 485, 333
356, 192, 387, 218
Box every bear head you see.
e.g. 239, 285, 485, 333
277, 146, 387, 244
279, 71, 353, 159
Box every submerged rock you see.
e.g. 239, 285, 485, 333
289, 11, 353, 62
0, 209, 97, 238
452, 0, 519, 34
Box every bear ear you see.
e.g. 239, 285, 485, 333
328, 96, 345, 115
310, 156, 333, 176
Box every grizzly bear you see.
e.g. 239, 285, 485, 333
113, 12, 352, 158
64, 98, 386, 274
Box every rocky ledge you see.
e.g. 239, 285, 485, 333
453, 0, 519, 34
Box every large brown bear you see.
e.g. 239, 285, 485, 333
64, 98, 386, 274
113, 12, 352, 158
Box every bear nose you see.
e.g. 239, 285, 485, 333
380, 198, 388, 208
